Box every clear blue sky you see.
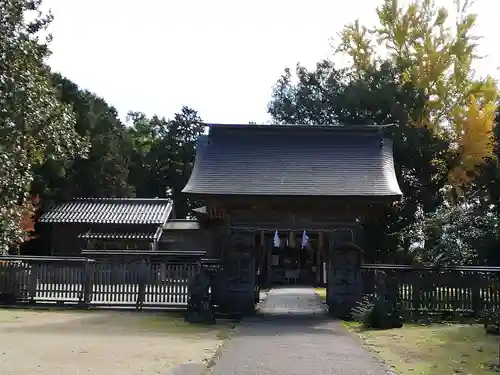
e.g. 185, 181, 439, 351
44, 0, 498, 124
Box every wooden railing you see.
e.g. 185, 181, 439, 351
0, 256, 199, 308
361, 264, 500, 317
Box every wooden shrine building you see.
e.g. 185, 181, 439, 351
182, 123, 403, 315
39, 198, 175, 258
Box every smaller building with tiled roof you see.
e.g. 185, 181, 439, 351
39, 198, 174, 257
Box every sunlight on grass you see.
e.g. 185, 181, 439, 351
348, 322, 500, 375
315, 287, 326, 301
132, 312, 216, 333
135, 312, 236, 338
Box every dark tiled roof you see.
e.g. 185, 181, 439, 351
163, 220, 200, 230
182, 124, 402, 197
39, 198, 173, 224
78, 227, 162, 241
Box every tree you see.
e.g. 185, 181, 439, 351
0, 0, 88, 253
45, 74, 134, 200
126, 107, 205, 218
269, 61, 347, 125
162, 107, 205, 219
475, 110, 500, 211
337, 0, 498, 190
20, 196, 39, 234
405, 201, 500, 266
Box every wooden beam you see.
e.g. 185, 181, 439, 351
318, 231, 324, 259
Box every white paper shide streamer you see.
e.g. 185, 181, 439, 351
273, 230, 281, 248
301, 230, 309, 249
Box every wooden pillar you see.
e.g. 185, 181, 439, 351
327, 244, 362, 319
266, 231, 272, 286
318, 231, 324, 284
224, 213, 231, 261
260, 230, 265, 284
260, 231, 265, 255
50, 226, 56, 256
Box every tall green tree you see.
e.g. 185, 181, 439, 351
126, 106, 205, 218
269, 61, 347, 125
472, 110, 500, 209
31, 74, 135, 214
0, 0, 88, 253
54, 75, 133, 198
406, 202, 500, 266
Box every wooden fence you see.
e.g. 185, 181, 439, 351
361, 264, 500, 317
0, 256, 199, 308
4, 257, 499, 316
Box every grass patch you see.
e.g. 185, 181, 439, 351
315, 287, 326, 301
136, 312, 237, 338
81, 310, 237, 337
131, 311, 220, 334
348, 322, 500, 374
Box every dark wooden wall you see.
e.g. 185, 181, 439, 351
50, 224, 88, 256
159, 229, 219, 257
49, 223, 159, 256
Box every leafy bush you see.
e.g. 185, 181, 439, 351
351, 296, 375, 325
351, 294, 403, 329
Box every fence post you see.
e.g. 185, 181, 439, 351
136, 260, 148, 310
471, 272, 482, 316
28, 262, 38, 303
82, 260, 94, 306
386, 269, 399, 308
411, 270, 421, 318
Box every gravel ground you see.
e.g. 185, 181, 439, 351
210, 287, 391, 375
0, 309, 224, 375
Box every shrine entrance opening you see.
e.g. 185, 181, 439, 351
263, 230, 326, 287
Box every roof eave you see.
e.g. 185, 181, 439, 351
183, 191, 402, 201
39, 219, 167, 225
206, 123, 397, 132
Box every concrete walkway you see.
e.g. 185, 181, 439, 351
210, 287, 392, 375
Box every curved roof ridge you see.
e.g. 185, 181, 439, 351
71, 197, 172, 202
206, 123, 396, 131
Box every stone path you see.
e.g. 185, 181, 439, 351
210, 287, 391, 375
